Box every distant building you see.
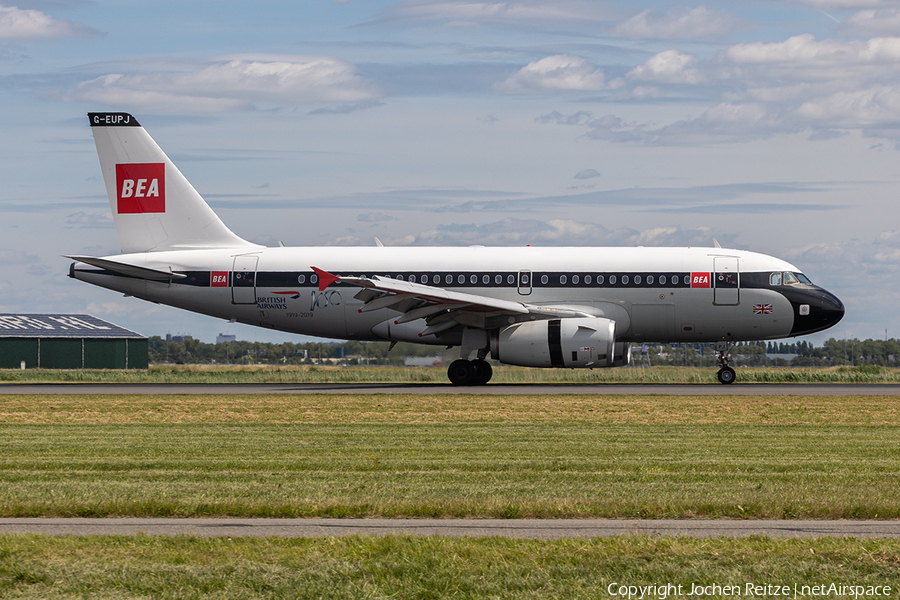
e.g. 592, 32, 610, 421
216, 333, 237, 344
0, 314, 147, 369
166, 334, 193, 343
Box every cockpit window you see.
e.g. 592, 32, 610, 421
783, 272, 799, 285
795, 272, 812, 284
770, 272, 782, 286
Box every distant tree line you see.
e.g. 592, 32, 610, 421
647, 338, 900, 368
150, 336, 900, 368
149, 336, 443, 366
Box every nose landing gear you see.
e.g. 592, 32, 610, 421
715, 340, 736, 384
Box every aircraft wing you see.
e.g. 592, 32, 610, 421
311, 266, 590, 335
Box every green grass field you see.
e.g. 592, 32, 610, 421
2, 391, 900, 598
1, 393, 900, 519
2, 535, 899, 599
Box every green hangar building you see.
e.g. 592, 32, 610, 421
0, 314, 148, 369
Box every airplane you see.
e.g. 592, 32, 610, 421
69, 112, 845, 385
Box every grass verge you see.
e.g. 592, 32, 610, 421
1, 393, 899, 519
2, 364, 900, 383
2, 535, 899, 599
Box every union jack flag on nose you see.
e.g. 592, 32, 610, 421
753, 303, 774, 315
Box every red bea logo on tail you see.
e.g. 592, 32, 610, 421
116, 163, 165, 214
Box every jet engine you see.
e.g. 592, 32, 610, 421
490, 317, 628, 368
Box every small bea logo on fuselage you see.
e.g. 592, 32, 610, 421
116, 163, 165, 214
690, 272, 711, 288
211, 272, 228, 287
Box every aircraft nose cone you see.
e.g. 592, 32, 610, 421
790, 288, 844, 336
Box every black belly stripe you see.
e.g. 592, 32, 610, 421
548, 319, 564, 367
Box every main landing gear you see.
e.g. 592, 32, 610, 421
715, 340, 736, 385
447, 358, 493, 386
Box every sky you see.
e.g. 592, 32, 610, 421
1, 0, 898, 345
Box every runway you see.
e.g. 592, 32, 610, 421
1, 382, 899, 395
3, 518, 900, 539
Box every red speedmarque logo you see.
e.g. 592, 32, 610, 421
116, 163, 165, 214
211, 272, 228, 287
690, 272, 711, 288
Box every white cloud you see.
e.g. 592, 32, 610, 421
726, 34, 900, 67
612, 6, 748, 41
841, 9, 900, 36
377, 1, 614, 25
573, 169, 600, 180
796, 86, 900, 128
792, 0, 897, 9
0, 5, 98, 39
543, 32, 900, 145
628, 50, 703, 84
495, 55, 608, 94
64, 55, 381, 113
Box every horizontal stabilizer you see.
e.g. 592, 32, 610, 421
65, 255, 186, 281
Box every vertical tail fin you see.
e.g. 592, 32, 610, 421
88, 112, 258, 253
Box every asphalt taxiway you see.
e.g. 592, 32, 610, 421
2, 518, 900, 539
1, 382, 899, 395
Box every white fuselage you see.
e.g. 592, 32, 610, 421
71, 245, 811, 345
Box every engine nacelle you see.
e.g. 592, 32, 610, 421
490, 317, 620, 368
612, 342, 631, 367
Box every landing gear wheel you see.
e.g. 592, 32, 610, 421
472, 359, 493, 385
448, 359, 475, 386
717, 366, 736, 385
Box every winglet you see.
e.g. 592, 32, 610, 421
311, 266, 341, 291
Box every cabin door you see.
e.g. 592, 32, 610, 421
713, 256, 739, 305
232, 255, 259, 305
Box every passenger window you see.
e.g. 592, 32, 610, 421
482, 274, 490, 284
560, 275, 568, 284
572, 275, 580, 284
647, 275, 654, 284
609, 275, 617, 284
597, 275, 604, 284
622, 275, 630, 284
507, 274, 515, 284
585, 275, 592, 284
770, 272, 782, 286
541, 275, 548, 285
445, 274, 453, 284
470, 274, 477, 284
635, 275, 641, 284
298, 274, 306, 284
660, 275, 666, 284
495, 274, 503, 285
433, 275, 441, 284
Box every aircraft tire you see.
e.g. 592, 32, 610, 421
448, 359, 475, 385
472, 359, 493, 385
717, 366, 736, 384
